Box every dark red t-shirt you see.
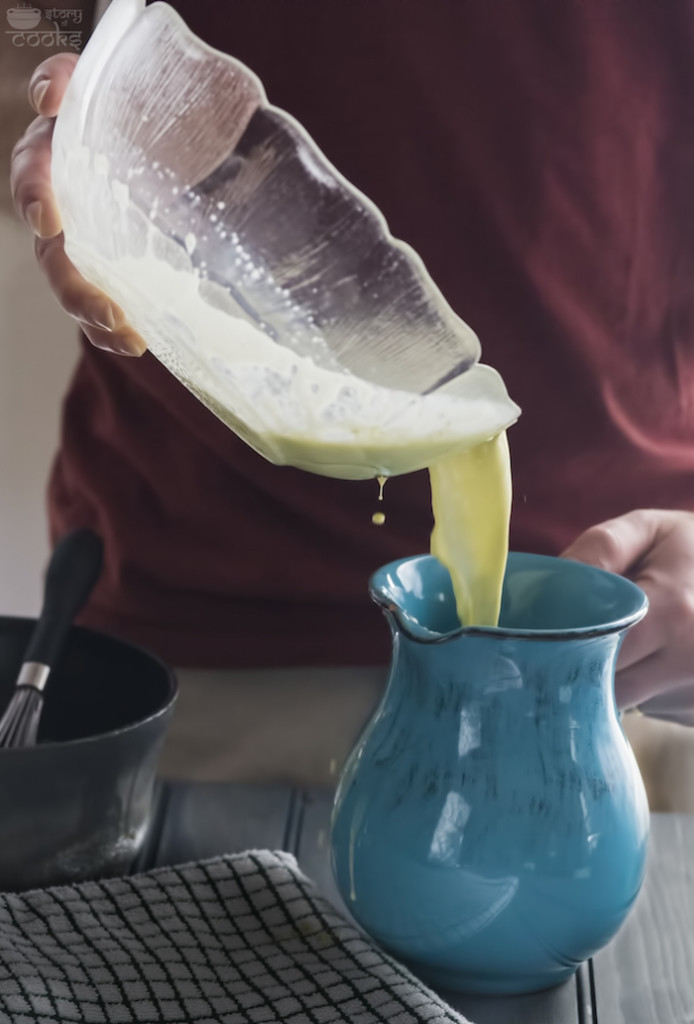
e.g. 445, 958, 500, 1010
49, 0, 694, 667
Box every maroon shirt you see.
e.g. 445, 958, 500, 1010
50, 0, 694, 667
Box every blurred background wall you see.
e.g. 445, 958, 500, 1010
0, 2, 94, 613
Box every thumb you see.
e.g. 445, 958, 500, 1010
560, 511, 660, 575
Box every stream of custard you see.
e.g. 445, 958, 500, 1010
428, 430, 512, 627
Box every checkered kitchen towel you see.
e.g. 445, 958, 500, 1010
0, 850, 470, 1024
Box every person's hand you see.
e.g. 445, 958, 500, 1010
10, 54, 146, 357
562, 509, 694, 726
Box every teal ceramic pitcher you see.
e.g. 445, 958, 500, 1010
331, 552, 650, 995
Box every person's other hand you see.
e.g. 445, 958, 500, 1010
10, 54, 146, 357
562, 509, 694, 726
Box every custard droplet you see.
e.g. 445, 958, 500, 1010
372, 512, 386, 526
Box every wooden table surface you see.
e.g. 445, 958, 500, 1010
137, 782, 694, 1024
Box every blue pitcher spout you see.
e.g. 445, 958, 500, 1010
370, 551, 648, 641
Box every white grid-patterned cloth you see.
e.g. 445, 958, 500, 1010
0, 850, 470, 1024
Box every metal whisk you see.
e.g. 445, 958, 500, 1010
0, 529, 104, 748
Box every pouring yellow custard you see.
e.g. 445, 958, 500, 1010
58, 220, 519, 627
67, 248, 517, 628
429, 430, 512, 627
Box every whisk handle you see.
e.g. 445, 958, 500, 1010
24, 528, 104, 668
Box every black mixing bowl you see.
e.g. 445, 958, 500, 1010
0, 617, 177, 891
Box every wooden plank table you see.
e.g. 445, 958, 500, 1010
140, 783, 694, 1024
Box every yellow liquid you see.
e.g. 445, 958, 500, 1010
61, 187, 517, 621
429, 431, 511, 627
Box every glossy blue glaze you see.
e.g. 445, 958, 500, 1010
331, 553, 650, 995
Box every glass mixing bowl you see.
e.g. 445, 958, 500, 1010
52, 0, 519, 477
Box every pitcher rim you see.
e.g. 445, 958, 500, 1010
369, 552, 649, 645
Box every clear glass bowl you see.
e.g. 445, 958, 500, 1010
52, 0, 519, 477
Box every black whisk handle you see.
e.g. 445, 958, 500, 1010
24, 528, 104, 668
